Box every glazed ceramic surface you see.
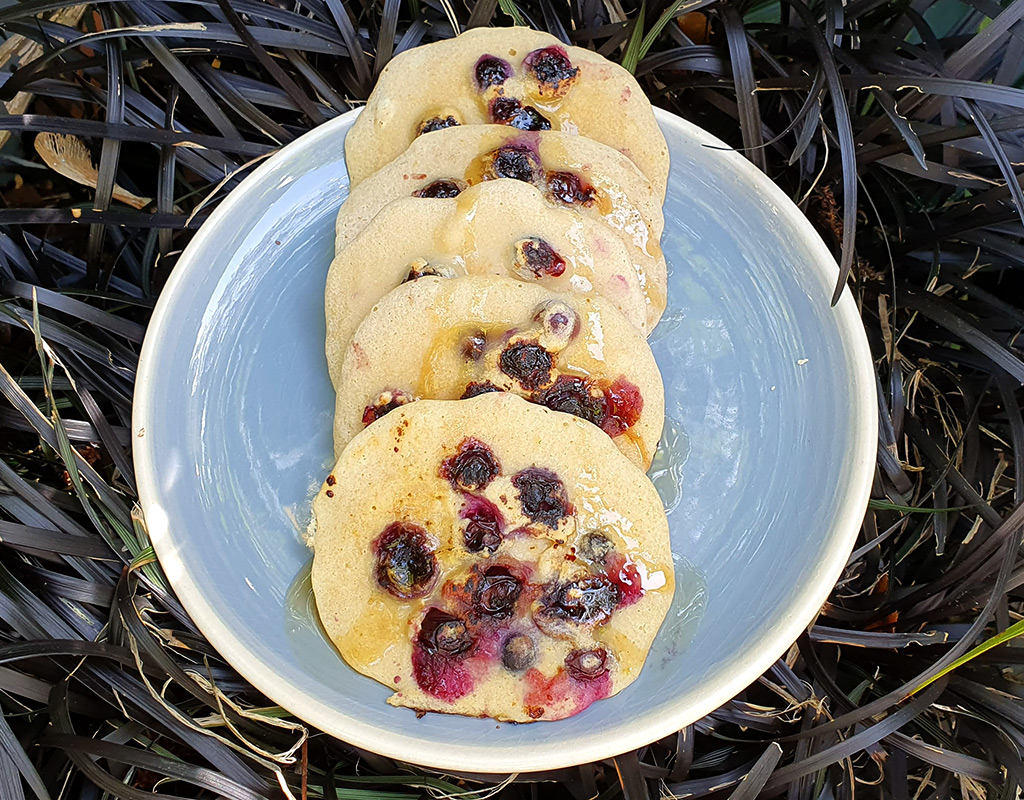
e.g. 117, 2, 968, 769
133, 107, 876, 773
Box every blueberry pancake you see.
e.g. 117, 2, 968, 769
345, 27, 669, 200
332, 275, 664, 470
325, 179, 647, 384
334, 125, 667, 328
311, 393, 674, 722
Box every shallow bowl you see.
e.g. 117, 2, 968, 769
134, 107, 876, 773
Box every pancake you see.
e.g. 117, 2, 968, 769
332, 275, 664, 469
334, 125, 667, 328
325, 179, 648, 384
345, 27, 669, 199
311, 393, 675, 722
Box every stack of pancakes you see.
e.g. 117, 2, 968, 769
311, 27, 675, 722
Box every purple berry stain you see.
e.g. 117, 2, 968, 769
459, 495, 504, 553
411, 608, 475, 701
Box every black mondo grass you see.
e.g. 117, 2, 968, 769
0, 0, 1022, 797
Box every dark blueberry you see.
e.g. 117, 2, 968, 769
501, 634, 537, 672
513, 238, 566, 278
461, 381, 504, 399
545, 171, 597, 206
460, 496, 504, 553
489, 96, 520, 123
565, 648, 609, 681
373, 522, 436, 598
361, 389, 414, 427
523, 46, 580, 96
486, 144, 541, 183
441, 437, 501, 492
473, 566, 522, 618
511, 467, 568, 527
512, 106, 551, 131
461, 330, 487, 361
577, 531, 614, 564
546, 171, 596, 206
534, 375, 607, 427
539, 576, 620, 626
474, 55, 512, 89
417, 115, 460, 136
488, 96, 550, 131
418, 608, 474, 656
498, 340, 552, 390
601, 378, 644, 436
414, 179, 466, 199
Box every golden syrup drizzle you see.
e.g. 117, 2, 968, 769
463, 151, 492, 186
590, 189, 613, 217
616, 429, 647, 467
594, 626, 644, 679
418, 305, 625, 399
336, 591, 410, 670
417, 307, 649, 463
419, 322, 508, 399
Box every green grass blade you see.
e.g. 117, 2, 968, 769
497, 0, 527, 26
910, 617, 1024, 696
638, 0, 716, 62
621, 3, 647, 74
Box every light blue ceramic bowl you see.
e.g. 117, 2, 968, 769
133, 108, 876, 773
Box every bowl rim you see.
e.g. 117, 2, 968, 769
133, 105, 877, 774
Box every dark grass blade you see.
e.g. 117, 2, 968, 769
0, 209, 206, 228
85, 7, 125, 274
868, 87, 927, 170
194, 62, 295, 145
965, 98, 1024, 232
467, 0, 499, 28
940, 0, 1024, 79
0, 115, 271, 155
0, 749, 25, 800
323, 0, 373, 92
785, 0, 857, 306
900, 289, 1024, 384
719, 4, 766, 172
40, 735, 268, 800
2, 280, 146, 341
726, 743, 782, 800
214, 0, 325, 126
375, 0, 404, 76
762, 680, 948, 791
611, 751, 650, 800
282, 49, 351, 114
0, 521, 114, 560
887, 731, 1003, 783
537, 0, 571, 44
0, 710, 49, 800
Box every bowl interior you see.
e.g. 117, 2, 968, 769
134, 108, 874, 773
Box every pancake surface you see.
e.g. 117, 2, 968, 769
334, 125, 667, 328
324, 179, 647, 383
333, 275, 664, 469
311, 393, 675, 722
345, 26, 669, 199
